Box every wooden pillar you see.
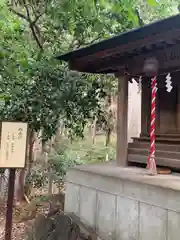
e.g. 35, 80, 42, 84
116, 75, 128, 166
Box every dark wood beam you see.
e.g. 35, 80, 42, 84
70, 42, 180, 76
126, 43, 180, 75
69, 29, 180, 72
73, 28, 180, 63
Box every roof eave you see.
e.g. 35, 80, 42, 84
56, 14, 180, 62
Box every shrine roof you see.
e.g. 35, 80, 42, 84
56, 14, 180, 75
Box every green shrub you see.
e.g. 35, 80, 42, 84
48, 134, 116, 180
48, 149, 85, 180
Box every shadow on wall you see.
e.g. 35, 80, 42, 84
128, 80, 141, 143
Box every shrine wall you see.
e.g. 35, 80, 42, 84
141, 78, 179, 135
128, 80, 141, 141
65, 163, 180, 240
158, 87, 177, 133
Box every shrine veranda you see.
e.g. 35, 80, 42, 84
58, 14, 180, 240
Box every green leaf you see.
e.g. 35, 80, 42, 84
147, 0, 158, 7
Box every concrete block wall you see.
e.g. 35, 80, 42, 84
65, 165, 180, 240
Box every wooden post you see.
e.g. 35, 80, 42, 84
116, 75, 128, 166
5, 169, 16, 240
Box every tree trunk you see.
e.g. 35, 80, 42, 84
53, 126, 62, 149
88, 122, 92, 136
42, 140, 46, 155
16, 169, 26, 202
14, 129, 31, 202
47, 139, 53, 195
48, 166, 53, 195
105, 128, 111, 147
28, 129, 35, 174
18, 129, 35, 200
92, 117, 97, 145
105, 94, 112, 147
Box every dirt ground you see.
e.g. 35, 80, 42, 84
0, 192, 64, 240
0, 218, 27, 240
0, 205, 31, 240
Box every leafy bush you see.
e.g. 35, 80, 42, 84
48, 150, 85, 180
24, 167, 48, 196
27, 168, 48, 189
48, 135, 116, 181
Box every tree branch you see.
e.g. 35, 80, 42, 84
27, 1, 45, 25
10, 7, 41, 37
32, 11, 45, 25
30, 22, 43, 50
22, 0, 30, 19
87, 36, 101, 45
135, 9, 144, 26
23, 0, 44, 50
178, 4, 180, 12
10, 7, 28, 21
10, 0, 43, 50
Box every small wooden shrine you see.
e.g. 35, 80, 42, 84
57, 14, 180, 171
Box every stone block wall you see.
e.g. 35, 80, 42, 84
65, 165, 180, 240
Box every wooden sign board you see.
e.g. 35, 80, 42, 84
0, 122, 28, 168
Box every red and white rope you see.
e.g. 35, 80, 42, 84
147, 76, 157, 175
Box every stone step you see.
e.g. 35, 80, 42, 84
132, 137, 180, 143
128, 148, 180, 159
142, 133, 180, 138
128, 154, 180, 169
128, 142, 180, 152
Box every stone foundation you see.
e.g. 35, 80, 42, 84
65, 162, 180, 240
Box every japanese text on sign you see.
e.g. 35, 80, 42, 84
0, 122, 28, 168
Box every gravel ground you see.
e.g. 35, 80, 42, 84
0, 191, 64, 240
0, 220, 26, 240
0, 214, 30, 240
0, 203, 34, 240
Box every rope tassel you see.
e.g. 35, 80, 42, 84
147, 76, 157, 175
